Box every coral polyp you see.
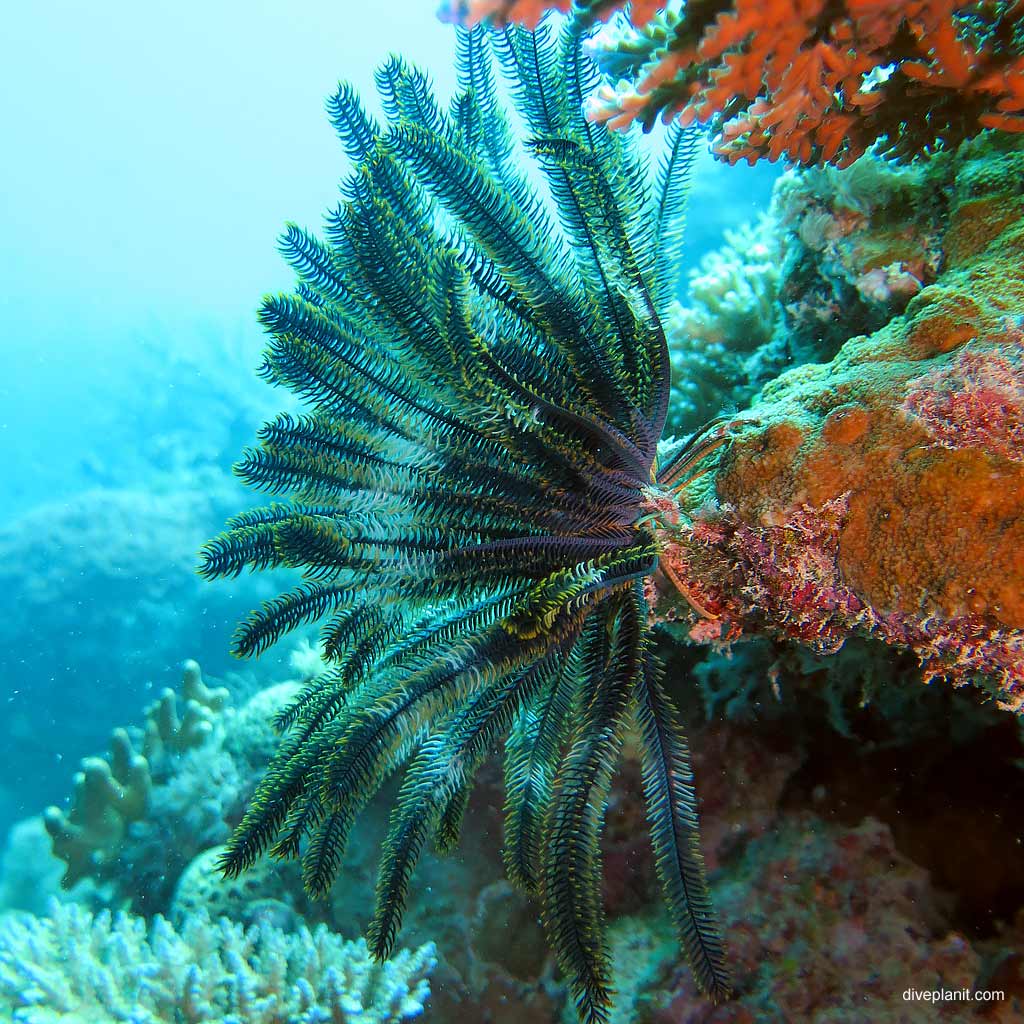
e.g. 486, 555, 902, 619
200, 22, 728, 1023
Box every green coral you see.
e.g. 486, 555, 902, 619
201, 21, 728, 1024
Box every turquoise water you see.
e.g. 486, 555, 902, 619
0, 0, 776, 833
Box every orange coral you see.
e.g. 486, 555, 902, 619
439, 0, 569, 26
633, 1, 1024, 166
653, 166, 1024, 703
447, 0, 1024, 167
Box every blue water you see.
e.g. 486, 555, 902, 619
0, 1, 776, 843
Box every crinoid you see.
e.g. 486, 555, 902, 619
200, 19, 729, 1022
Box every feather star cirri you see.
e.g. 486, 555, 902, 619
200, 20, 730, 1024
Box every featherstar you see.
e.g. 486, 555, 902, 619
201, 22, 729, 1023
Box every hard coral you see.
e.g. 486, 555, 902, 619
658, 136, 1024, 708
450, 0, 1024, 167
43, 660, 240, 908
664, 217, 783, 436
662, 146, 949, 440
0, 899, 436, 1024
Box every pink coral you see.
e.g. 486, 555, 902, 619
903, 346, 1024, 462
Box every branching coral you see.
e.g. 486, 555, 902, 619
43, 661, 242, 909
0, 899, 436, 1024
663, 216, 781, 435
448, 0, 1024, 167
201, 22, 732, 1023
142, 659, 231, 757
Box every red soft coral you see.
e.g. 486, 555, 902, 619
446, 0, 1024, 166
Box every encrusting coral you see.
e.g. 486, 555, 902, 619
447, 0, 1024, 167
604, 817, 991, 1022
0, 898, 436, 1024
652, 132, 1024, 708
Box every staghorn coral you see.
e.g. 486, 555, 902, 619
654, 133, 1024, 708
449, 0, 1024, 167
0, 899, 436, 1024
201, 21, 731, 1023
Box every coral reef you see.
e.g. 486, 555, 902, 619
576, 664, 1024, 1022
663, 217, 782, 436
16, 15, 1024, 1024
654, 133, 1024, 708
0, 899, 436, 1023
18, 636, 1024, 1021
769, 150, 945, 359
32, 654, 554, 1021
612, 818, 997, 1022
42, 661, 275, 913
449, 1, 1024, 167
664, 135, 952, 439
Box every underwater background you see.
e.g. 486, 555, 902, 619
0, 0, 772, 833
1, 1, 1023, 1021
